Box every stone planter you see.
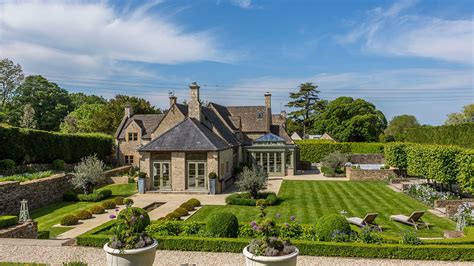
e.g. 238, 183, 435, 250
103, 240, 158, 266
243, 246, 299, 266
209, 178, 216, 195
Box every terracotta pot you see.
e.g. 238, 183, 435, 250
103, 240, 158, 266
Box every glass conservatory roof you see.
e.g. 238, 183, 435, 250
254, 133, 285, 143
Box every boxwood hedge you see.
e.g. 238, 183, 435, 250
0, 215, 18, 229
296, 140, 384, 162
403, 123, 474, 148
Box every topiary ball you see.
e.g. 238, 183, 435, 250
90, 205, 105, 214
164, 212, 181, 221
60, 215, 79, 226
187, 198, 201, 208
315, 214, 351, 241
206, 211, 239, 238
117, 207, 150, 232
101, 200, 116, 209
114, 196, 125, 205
173, 207, 189, 217
75, 210, 92, 220
180, 202, 195, 211
123, 198, 134, 207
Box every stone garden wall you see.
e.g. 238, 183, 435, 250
349, 154, 385, 164
0, 220, 37, 239
346, 167, 398, 181
0, 173, 73, 215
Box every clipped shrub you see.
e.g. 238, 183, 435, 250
60, 215, 79, 226
98, 189, 112, 199
63, 191, 78, 201
0, 215, 18, 228
89, 205, 105, 215
114, 196, 125, 205
164, 212, 182, 221
296, 140, 386, 162
187, 198, 201, 208
37, 230, 50, 239
174, 207, 189, 217
456, 149, 474, 193
0, 159, 16, 171
117, 207, 150, 232
265, 193, 278, 206
400, 230, 422, 245
101, 200, 116, 210
180, 202, 195, 211
384, 142, 408, 170
403, 123, 474, 148
206, 212, 239, 238
75, 210, 93, 220
225, 192, 278, 206
208, 172, 218, 180
146, 221, 183, 236
315, 214, 351, 241
124, 198, 134, 207
53, 159, 66, 171
77, 193, 103, 202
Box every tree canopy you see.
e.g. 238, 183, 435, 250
60, 103, 106, 133
384, 114, 420, 140
312, 97, 387, 142
445, 104, 474, 125
0, 58, 24, 107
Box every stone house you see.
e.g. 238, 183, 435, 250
115, 82, 297, 193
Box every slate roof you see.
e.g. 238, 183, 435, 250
201, 106, 240, 146
138, 118, 231, 152
271, 125, 293, 144
225, 106, 268, 132
117, 114, 165, 139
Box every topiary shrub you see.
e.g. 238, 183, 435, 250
206, 211, 239, 238
0, 159, 16, 171
37, 230, 50, 239
164, 211, 181, 221
89, 205, 105, 214
117, 207, 150, 232
0, 215, 18, 229
75, 210, 93, 220
98, 189, 112, 199
114, 196, 125, 205
77, 193, 102, 202
63, 191, 78, 201
52, 159, 65, 171
187, 198, 201, 208
315, 214, 351, 241
174, 207, 189, 217
180, 202, 195, 211
60, 215, 79, 226
101, 200, 116, 209
124, 198, 134, 207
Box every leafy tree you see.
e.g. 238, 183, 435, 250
445, 104, 474, 125
20, 104, 37, 129
71, 154, 105, 194
384, 115, 420, 139
96, 94, 162, 134
312, 97, 387, 142
235, 166, 268, 199
286, 82, 326, 135
60, 103, 107, 133
69, 92, 106, 110
8, 75, 73, 131
0, 58, 24, 107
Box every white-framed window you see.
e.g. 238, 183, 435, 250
125, 155, 134, 164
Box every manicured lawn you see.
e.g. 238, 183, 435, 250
0, 171, 54, 183
188, 181, 456, 238
31, 183, 137, 238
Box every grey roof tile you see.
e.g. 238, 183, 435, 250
118, 114, 165, 139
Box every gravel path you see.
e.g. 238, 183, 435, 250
0, 244, 469, 266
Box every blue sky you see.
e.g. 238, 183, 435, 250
0, 0, 472, 125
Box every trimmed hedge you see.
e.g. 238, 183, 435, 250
225, 192, 278, 206
0, 125, 113, 164
60, 215, 78, 226
403, 123, 474, 148
0, 215, 18, 228
384, 143, 408, 170
206, 212, 239, 238
456, 149, 474, 193
77, 193, 103, 202
296, 140, 384, 162
37, 230, 50, 239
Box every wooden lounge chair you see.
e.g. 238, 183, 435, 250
346, 213, 381, 231
390, 211, 428, 230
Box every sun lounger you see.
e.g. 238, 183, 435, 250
390, 211, 428, 230
346, 213, 381, 231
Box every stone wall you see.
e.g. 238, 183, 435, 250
0, 173, 72, 215
346, 167, 397, 181
434, 199, 474, 208
349, 154, 385, 164
0, 220, 37, 239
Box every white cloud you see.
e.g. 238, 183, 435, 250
339, 0, 474, 64
230, 0, 252, 9
0, 0, 232, 77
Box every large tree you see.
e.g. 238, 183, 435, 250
69, 92, 106, 110
384, 115, 420, 139
286, 82, 326, 135
60, 103, 107, 133
8, 75, 73, 131
312, 97, 387, 142
445, 104, 474, 125
95, 95, 162, 134
0, 58, 24, 107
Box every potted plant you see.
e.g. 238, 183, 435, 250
103, 207, 157, 266
208, 172, 218, 195
137, 172, 146, 194
242, 200, 298, 266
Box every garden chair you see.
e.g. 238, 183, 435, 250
390, 211, 428, 230
346, 213, 381, 231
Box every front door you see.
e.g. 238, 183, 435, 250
153, 161, 171, 190
187, 161, 206, 190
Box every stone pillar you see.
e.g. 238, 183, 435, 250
124, 103, 133, 118
207, 151, 219, 193
281, 152, 285, 176
171, 152, 186, 191
139, 152, 152, 191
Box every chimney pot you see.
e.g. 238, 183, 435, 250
169, 95, 177, 107
124, 104, 132, 118
188, 82, 202, 121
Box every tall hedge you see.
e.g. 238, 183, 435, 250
403, 123, 474, 148
384, 143, 408, 170
0, 125, 113, 164
456, 149, 474, 193
296, 140, 384, 162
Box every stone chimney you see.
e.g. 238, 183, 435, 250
188, 82, 202, 121
169, 95, 177, 107
124, 103, 132, 118
264, 92, 271, 132
280, 110, 287, 129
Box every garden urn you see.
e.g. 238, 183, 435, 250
103, 240, 158, 266
243, 246, 299, 266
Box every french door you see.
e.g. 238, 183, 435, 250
188, 161, 206, 190
153, 161, 171, 190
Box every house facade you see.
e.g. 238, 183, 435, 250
115, 82, 297, 193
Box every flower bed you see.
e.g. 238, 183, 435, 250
406, 184, 458, 207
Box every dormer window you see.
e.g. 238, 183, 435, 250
128, 132, 138, 141
257, 112, 264, 119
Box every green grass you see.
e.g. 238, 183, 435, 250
0, 171, 54, 183
31, 183, 137, 238
188, 181, 456, 238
